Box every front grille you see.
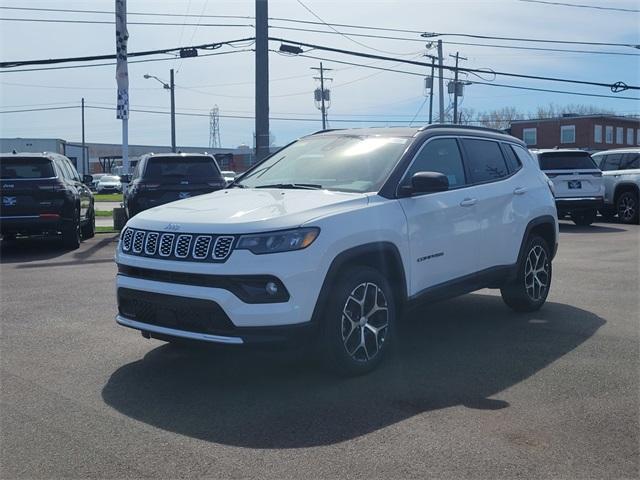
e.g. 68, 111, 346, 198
117, 287, 234, 334
121, 227, 235, 263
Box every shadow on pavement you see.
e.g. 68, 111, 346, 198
558, 222, 626, 234
1, 234, 118, 266
102, 293, 604, 449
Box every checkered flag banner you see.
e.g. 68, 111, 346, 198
115, 0, 129, 120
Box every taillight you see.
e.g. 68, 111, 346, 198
38, 184, 66, 192
39, 213, 60, 219
207, 182, 224, 187
547, 179, 556, 196
138, 183, 160, 191
591, 171, 602, 177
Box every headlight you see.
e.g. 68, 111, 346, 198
237, 227, 319, 254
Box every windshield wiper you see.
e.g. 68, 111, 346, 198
227, 182, 246, 188
254, 183, 323, 190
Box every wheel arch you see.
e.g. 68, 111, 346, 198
310, 242, 408, 324
614, 182, 639, 202
517, 215, 557, 266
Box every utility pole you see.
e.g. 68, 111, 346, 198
169, 68, 176, 152
255, 0, 270, 162
449, 52, 467, 124
437, 40, 444, 124
427, 56, 436, 124
81, 97, 86, 174
311, 62, 332, 129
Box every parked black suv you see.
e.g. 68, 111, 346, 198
123, 153, 226, 218
1, 152, 95, 249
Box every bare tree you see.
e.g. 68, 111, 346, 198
535, 103, 615, 119
477, 107, 523, 130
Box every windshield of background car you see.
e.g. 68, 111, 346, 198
237, 135, 410, 192
142, 156, 222, 180
100, 176, 120, 182
538, 152, 598, 170
0, 157, 55, 179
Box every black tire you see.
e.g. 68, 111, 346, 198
571, 209, 597, 226
62, 208, 81, 250
501, 235, 552, 313
81, 207, 95, 239
616, 191, 639, 224
320, 266, 396, 376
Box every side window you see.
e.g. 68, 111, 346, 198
56, 160, 71, 180
502, 144, 522, 173
511, 144, 536, 166
132, 161, 141, 180
404, 138, 466, 188
602, 154, 623, 171
461, 139, 509, 183
592, 155, 605, 169
65, 159, 81, 181
621, 153, 640, 170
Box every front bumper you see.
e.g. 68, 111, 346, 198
555, 197, 604, 212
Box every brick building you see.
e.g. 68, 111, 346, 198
510, 115, 640, 152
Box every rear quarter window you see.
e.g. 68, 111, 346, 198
538, 152, 597, 170
0, 157, 55, 179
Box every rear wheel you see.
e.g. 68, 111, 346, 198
617, 191, 639, 224
62, 209, 81, 250
501, 235, 552, 312
321, 266, 396, 376
81, 207, 95, 239
571, 209, 597, 226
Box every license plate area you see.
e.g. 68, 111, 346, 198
568, 180, 582, 189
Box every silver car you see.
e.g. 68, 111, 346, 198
591, 148, 640, 224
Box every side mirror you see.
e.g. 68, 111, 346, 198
399, 171, 449, 197
120, 174, 131, 184
83, 174, 93, 184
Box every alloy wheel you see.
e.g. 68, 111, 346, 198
341, 282, 389, 363
524, 245, 549, 302
618, 194, 637, 223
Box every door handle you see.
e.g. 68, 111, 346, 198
513, 187, 527, 195
460, 198, 477, 207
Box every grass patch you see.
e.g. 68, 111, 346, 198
96, 226, 119, 234
94, 193, 123, 202
95, 210, 113, 217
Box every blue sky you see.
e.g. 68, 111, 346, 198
0, 0, 638, 148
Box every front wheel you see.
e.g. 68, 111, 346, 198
321, 266, 396, 376
571, 209, 597, 226
501, 235, 552, 312
617, 191, 639, 224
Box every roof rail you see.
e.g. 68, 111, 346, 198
309, 128, 344, 135
418, 123, 508, 135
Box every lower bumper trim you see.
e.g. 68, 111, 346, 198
116, 314, 244, 345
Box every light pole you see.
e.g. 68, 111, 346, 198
144, 69, 176, 152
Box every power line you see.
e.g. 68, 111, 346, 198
0, 106, 79, 114
517, 0, 640, 13
0, 17, 254, 28
270, 37, 640, 91
0, 49, 252, 74
1, 6, 636, 49
0, 38, 255, 68
422, 31, 639, 49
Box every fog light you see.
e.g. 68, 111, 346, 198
265, 281, 279, 296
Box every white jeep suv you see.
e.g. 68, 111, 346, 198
115, 126, 558, 375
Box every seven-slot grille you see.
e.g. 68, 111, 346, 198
121, 228, 235, 262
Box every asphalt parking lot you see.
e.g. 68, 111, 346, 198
1, 221, 638, 479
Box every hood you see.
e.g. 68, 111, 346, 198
128, 188, 369, 234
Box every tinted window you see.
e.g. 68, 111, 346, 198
0, 157, 55, 179
621, 153, 639, 170
503, 145, 522, 173
404, 138, 466, 188
600, 153, 623, 171
538, 152, 597, 170
143, 156, 222, 180
462, 139, 509, 183
64, 159, 81, 181
238, 135, 410, 193
591, 154, 606, 169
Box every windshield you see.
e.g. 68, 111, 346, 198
143, 156, 222, 180
237, 135, 410, 192
100, 175, 120, 182
0, 157, 55, 179
538, 152, 597, 170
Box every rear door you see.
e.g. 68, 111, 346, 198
538, 152, 602, 199
1, 156, 64, 219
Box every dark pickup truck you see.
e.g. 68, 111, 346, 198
1, 152, 95, 249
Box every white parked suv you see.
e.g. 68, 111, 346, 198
115, 126, 558, 375
530, 149, 604, 226
590, 148, 640, 224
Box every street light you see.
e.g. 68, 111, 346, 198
144, 69, 176, 152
